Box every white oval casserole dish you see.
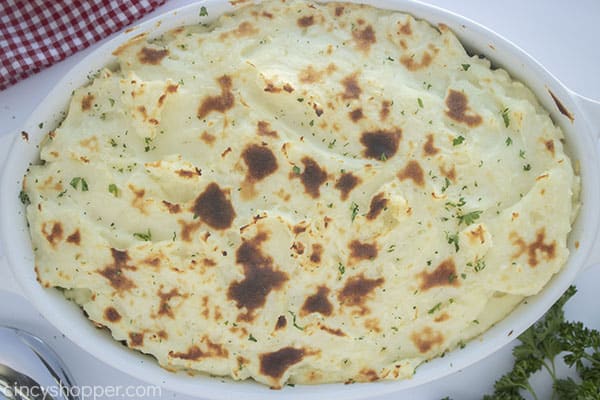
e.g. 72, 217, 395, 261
1, 1, 600, 399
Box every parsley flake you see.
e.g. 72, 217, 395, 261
461, 63, 471, 71
133, 230, 152, 241
501, 107, 510, 127
458, 210, 482, 225
199, 6, 208, 16
453, 136, 465, 146
70, 177, 89, 191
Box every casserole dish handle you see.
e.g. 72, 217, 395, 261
0, 132, 24, 297
572, 93, 600, 270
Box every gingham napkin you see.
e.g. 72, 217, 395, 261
0, 0, 166, 91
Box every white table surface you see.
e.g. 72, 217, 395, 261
1, 1, 599, 399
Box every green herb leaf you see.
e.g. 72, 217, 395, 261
445, 231, 460, 252
501, 107, 510, 127
417, 98, 424, 108
248, 333, 257, 342
428, 302, 442, 314
380, 152, 387, 161
505, 137, 513, 146
338, 262, 345, 276
288, 310, 304, 330
133, 229, 152, 241
70, 177, 89, 191
453, 136, 465, 146
523, 164, 532, 171
461, 63, 471, 71
108, 184, 119, 197
441, 177, 451, 193
108, 98, 115, 107
458, 210, 482, 225
199, 6, 208, 16
350, 202, 359, 221
292, 165, 301, 175
19, 190, 31, 205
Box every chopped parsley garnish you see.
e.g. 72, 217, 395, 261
501, 107, 510, 127
453, 136, 465, 146
108, 184, 119, 197
288, 311, 304, 330
461, 63, 471, 71
523, 163, 532, 171
458, 210, 482, 225
441, 177, 451, 193
467, 259, 486, 272
19, 190, 30, 205
446, 231, 460, 252
428, 302, 442, 314
350, 202, 359, 221
38, 122, 44, 129
505, 136, 513, 146
380, 152, 388, 161
519, 149, 526, 159
417, 98, 424, 108
133, 230, 152, 241
297, 97, 304, 102
70, 177, 89, 191
292, 165, 301, 175
248, 333, 257, 342
108, 98, 115, 107
328, 139, 337, 149
199, 6, 208, 16
387, 56, 395, 62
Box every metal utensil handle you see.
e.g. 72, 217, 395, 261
0, 132, 24, 297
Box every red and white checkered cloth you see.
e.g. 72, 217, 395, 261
0, 0, 166, 91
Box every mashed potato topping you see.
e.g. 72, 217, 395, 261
23, 0, 578, 388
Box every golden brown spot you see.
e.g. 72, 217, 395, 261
358, 368, 379, 382
128, 184, 147, 215
301, 286, 332, 316
257, 121, 278, 137
411, 326, 444, 353
423, 134, 439, 156
197, 75, 235, 119
157, 288, 182, 319
242, 144, 278, 182
510, 229, 556, 267
291, 241, 305, 255
353, 25, 376, 52
142, 256, 160, 268
349, 108, 364, 122
98, 248, 136, 292
259, 347, 305, 380
293, 224, 307, 235
234, 21, 258, 37
79, 136, 99, 152
200, 131, 216, 145
162, 200, 181, 214
418, 259, 459, 291
299, 65, 322, 84
157, 330, 168, 339
398, 160, 425, 186
319, 325, 345, 336
440, 164, 457, 182
66, 230, 80, 245
169, 336, 228, 360
310, 244, 323, 263
275, 315, 287, 330
360, 128, 401, 160
297, 15, 314, 27
176, 168, 201, 178
191, 182, 236, 230
548, 90, 574, 122
434, 313, 450, 323
335, 172, 360, 201
104, 307, 121, 322
129, 332, 144, 347
365, 318, 381, 333
349, 240, 378, 262
81, 94, 94, 111
262, 11, 273, 18
468, 225, 485, 244
228, 232, 288, 320
313, 102, 324, 117
178, 219, 202, 242
380, 100, 391, 121
445, 90, 482, 127
293, 157, 327, 198
545, 140, 555, 156
334, 6, 344, 16
400, 52, 433, 71
41, 221, 63, 248
341, 74, 362, 100
221, 147, 232, 158
137, 47, 169, 65
366, 193, 388, 220
338, 273, 384, 309
202, 258, 216, 267
398, 20, 412, 35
